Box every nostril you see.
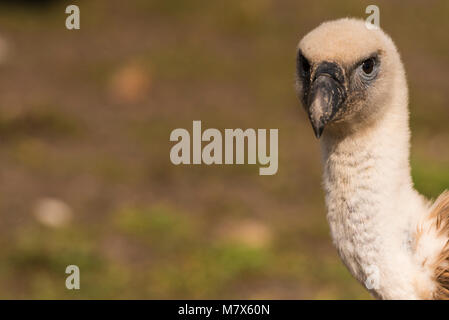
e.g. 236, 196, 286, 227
312, 72, 333, 82
314, 61, 345, 84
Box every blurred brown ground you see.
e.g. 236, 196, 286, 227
0, 0, 447, 299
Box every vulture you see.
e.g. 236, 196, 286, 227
295, 18, 449, 299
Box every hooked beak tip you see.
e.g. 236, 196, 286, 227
311, 120, 324, 139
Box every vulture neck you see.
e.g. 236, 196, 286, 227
318, 86, 429, 299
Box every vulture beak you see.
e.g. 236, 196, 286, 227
306, 62, 346, 138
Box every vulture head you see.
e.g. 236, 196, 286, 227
295, 18, 406, 138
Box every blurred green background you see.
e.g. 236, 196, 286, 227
0, 0, 447, 299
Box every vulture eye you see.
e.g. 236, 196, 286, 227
358, 56, 379, 82
362, 58, 375, 75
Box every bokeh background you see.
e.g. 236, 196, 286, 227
0, 0, 448, 299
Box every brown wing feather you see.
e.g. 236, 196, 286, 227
427, 191, 449, 299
